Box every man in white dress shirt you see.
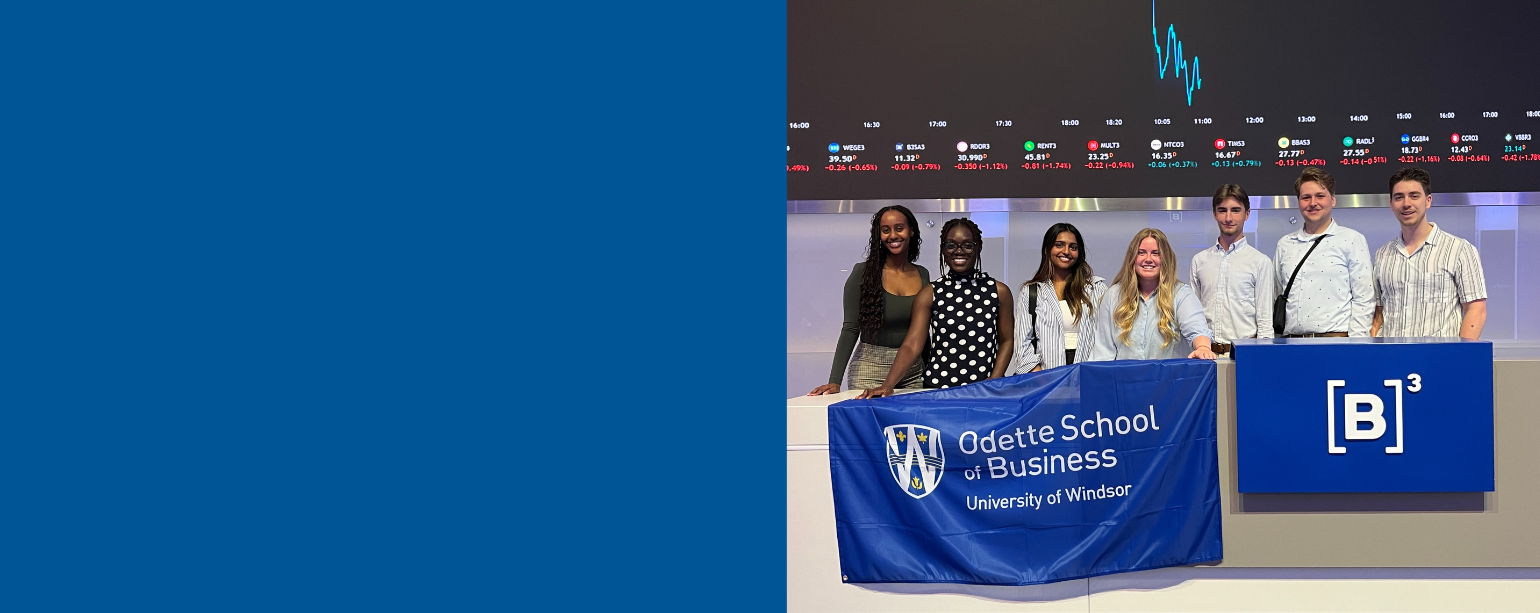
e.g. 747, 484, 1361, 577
1370, 168, 1487, 339
1190, 184, 1275, 356
1273, 167, 1375, 337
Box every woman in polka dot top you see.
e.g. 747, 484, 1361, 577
860, 218, 1015, 397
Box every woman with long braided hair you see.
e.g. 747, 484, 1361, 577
808, 205, 932, 395
1084, 228, 1217, 362
860, 218, 1014, 398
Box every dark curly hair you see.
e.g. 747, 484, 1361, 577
857, 205, 922, 339
1388, 167, 1432, 194
937, 218, 983, 273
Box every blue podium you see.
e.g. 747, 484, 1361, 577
1232, 337, 1494, 493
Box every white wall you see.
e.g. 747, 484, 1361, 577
789, 205, 1538, 396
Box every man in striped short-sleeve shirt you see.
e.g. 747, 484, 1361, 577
1370, 168, 1487, 339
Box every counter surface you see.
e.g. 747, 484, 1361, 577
788, 358, 1540, 567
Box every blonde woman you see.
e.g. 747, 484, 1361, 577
1084, 228, 1217, 362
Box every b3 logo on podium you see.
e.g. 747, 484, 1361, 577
1327, 374, 1422, 455
1235, 340, 1492, 493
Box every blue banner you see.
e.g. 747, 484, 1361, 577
829, 360, 1222, 585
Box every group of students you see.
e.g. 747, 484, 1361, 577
807, 166, 1489, 398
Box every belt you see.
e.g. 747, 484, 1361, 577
1284, 331, 1349, 338
1212, 342, 1233, 355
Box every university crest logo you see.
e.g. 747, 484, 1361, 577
884, 424, 945, 499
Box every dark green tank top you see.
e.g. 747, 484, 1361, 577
828, 262, 931, 384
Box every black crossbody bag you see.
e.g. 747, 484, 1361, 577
1027, 283, 1039, 354
1273, 235, 1327, 335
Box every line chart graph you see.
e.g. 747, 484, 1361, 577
1152, 1, 1201, 106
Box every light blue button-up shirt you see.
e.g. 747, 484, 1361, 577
1272, 219, 1375, 337
1085, 282, 1212, 361
1190, 235, 1276, 342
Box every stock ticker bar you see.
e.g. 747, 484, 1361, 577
789, 0, 1540, 199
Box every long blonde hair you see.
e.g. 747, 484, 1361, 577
1110, 228, 1180, 349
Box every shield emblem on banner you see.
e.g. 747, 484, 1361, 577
884, 424, 945, 499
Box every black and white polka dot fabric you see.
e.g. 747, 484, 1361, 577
925, 270, 1000, 389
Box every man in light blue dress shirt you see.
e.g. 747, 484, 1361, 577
1191, 184, 1275, 356
1272, 168, 1375, 337
1085, 228, 1216, 361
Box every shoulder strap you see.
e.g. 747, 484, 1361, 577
1281, 235, 1327, 299
1028, 283, 1039, 355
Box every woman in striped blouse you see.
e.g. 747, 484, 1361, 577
1008, 223, 1108, 374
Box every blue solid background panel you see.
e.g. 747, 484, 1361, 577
0, 0, 784, 611
1234, 339, 1494, 493
829, 360, 1222, 585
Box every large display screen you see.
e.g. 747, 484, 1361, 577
788, 0, 1540, 199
